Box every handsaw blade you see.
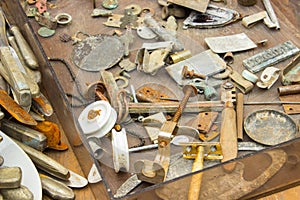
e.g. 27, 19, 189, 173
0, 89, 37, 125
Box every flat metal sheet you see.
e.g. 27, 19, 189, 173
243, 41, 300, 73
165, 50, 226, 85
72, 35, 124, 72
204, 33, 257, 54
168, 0, 209, 13
244, 109, 298, 145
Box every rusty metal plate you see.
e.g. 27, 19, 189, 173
244, 109, 298, 146
279, 94, 300, 115
136, 83, 177, 103
72, 35, 124, 72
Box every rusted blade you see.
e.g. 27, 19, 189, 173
32, 93, 53, 116
0, 89, 37, 125
32, 121, 68, 151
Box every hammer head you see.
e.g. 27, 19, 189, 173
180, 142, 223, 160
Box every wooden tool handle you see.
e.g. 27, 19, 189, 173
188, 146, 204, 200
10, 26, 38, 69
236, 93, 244, 141
220, 101, 237, 172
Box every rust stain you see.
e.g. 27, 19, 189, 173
32, 121, 68, 151
33, 96, 53, 116
0, 90, 37, 125
87, 109, 102, 120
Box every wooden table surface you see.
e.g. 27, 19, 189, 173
22, 0, 300, 199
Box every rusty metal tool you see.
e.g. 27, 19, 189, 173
278, 84, 300, 114
189, 112, 219, 134
136, 83, 177, 103
3, 11, 39, 69
220, 82, 237, 172
129, 101, 223, 114
180, 142, 223, 200
32, 92, 54, 117
0, 89, 37, 125
134, 85, 197, 184
278, 84, 300, 96
32, 121, 69, 151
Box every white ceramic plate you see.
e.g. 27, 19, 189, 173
0, 131, 42, 200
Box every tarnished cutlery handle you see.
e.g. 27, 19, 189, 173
13, 139, 70, 181
9, 25, 39, 69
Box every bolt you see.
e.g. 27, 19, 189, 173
172, 85, 197, 122
182, 65, 207, 80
